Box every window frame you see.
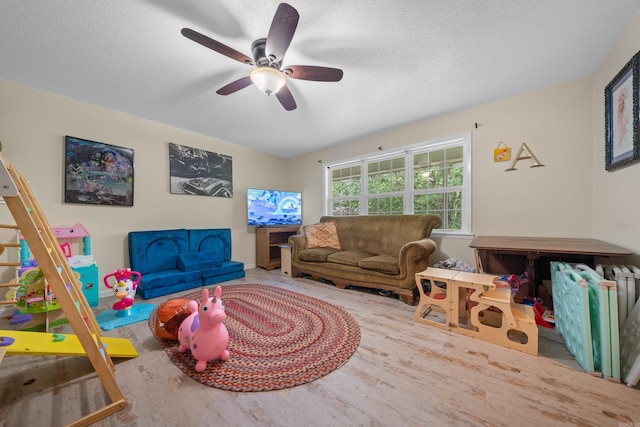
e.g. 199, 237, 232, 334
323, 133, 472, 238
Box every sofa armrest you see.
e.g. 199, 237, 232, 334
288, 234, 307, 259
398, 238, 437, 276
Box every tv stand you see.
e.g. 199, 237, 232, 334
256, 226, 299, 270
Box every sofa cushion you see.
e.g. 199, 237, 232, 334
188, 229, 232, 261
177, 251, 223, 271
137, 279, 203, 300
358, 254, 400, 274
201, 260, 245, 278
327, 250, 376, 266
139, 268, 202, 288
298, 247, 341, 262
304, 221, 342, 250
128, 229, 189, 275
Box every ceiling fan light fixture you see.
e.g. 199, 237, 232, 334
250, 67, 286, 96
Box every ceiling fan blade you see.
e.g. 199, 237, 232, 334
265, 3, 299, 63
275, 85, 297, 111
284, 65, 343, 82
181, 28, 253, 65
216, 76, 253, 95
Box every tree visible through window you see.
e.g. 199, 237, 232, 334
412, 146, 464, 230
325, 134, 471, 234
367, 157, 405, 215
330, 164, 361, 216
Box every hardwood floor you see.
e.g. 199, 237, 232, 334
1, 268, 639, 427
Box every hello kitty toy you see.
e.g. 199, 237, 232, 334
178, 286, 230, 372
103, 268, 141, 311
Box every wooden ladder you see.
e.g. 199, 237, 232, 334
0, 154, 126, 426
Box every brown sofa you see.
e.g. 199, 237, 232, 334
288, 215, 442, 304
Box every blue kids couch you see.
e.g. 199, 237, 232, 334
128, 228, 245, 299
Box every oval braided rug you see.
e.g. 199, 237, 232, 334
148, 283, 361, 392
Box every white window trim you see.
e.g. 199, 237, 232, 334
323, 133, 472, 237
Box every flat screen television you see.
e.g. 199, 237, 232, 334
247, 188, 302, 227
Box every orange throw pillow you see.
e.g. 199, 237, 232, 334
304, 221, 342, 250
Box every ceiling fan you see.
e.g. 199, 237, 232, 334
181, 3, 343, 111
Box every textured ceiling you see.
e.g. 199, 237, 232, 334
1, 1, 638, 158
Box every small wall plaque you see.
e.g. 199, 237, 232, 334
493, 141, 511, 162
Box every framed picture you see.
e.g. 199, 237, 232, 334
605, 51, 639, 171
64, 136, 134, 206
169, 143, 233, 197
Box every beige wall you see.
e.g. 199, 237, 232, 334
0, 80, 290, 284
592, 8, 640, 258
291, 7, 640, 268
0, 8, 638, 289
291, 77, 594, 267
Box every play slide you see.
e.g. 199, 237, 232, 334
0, 330, 137, 358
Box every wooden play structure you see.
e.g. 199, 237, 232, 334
0, 154, 128, 426
415, 267, 538, 355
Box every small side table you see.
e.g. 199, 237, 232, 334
280, 244, 292, 276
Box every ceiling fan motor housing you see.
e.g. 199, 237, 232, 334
251, 38, 281, 69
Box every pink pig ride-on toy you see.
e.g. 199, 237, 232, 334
103, 268, 141, 311
178, 286, 230, 372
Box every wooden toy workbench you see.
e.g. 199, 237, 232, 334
415, 267, 538, 355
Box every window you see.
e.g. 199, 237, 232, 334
330, 164, 361, 216
324, 133, 471, 236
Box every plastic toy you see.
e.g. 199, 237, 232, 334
96, 268, 154, 331
20, 222, 92, 264
18, 222, 100, 307
0, 330, 137, 358
0, 336, 15, 346
4, 267, 82, 332
10, 268, 63, 314
178, 286, 230, 372
103, 268, 141, 311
